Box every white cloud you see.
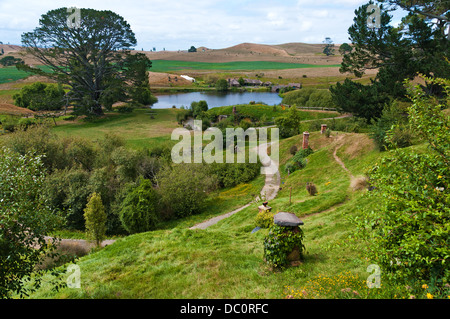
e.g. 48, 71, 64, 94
0, 0, 407, 50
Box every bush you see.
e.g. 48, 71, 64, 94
289, 145, 298, 155
0, 147, 62, 298
263, 225, 306, 268
116, 105, 134, 113
285, 147, 313, 173
44, 167, 91, 231
353, 75, 450, 287
255, 209, 275, 228
274, 106, 302, 138
119, 178, 160, 234
12, 82, 65, 111
208, 161, 261, 188
157, 163, 218, 219
370, 101, 411, 151
215, 79, 229, 92
84, 192, 107, 246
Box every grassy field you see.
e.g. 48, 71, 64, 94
52, 108, 182, 149
27, 125, 406, 299
207, 104, 340, 122
0, 65, 51, 84
0, 66, 31, 84
151, 60, 341, 73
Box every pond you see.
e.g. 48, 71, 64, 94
152, 91, 283, 109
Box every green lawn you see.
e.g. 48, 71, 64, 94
0, 65, 52, 84
207, 104, 339, 122
52, 108, 182, 149
151, 60, 341, 73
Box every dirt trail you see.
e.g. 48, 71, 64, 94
190, 142, 280, 230
332, 135, 354, 179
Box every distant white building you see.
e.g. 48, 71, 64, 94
180, 75, 196, 82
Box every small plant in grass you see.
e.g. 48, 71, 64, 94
289, 145, 298, 155
255, 209, 275, 228
284, 147, 314, 173
263, 225, 305, 269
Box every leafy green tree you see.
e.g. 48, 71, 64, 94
123, 53, 157, 106
13, 82, 65, 111
191, 100, 208, 118
20, 8, 138, 115
119, 178, 160, 234
0, 56, 23, 66
83, 192, 107, 246
330, 78, 391, 122
215, 79, 229, 92
322, 37, 335, 56
354, 75, 449, 288
188, 46, 197, 53
340, 1, 449, 97
305, 90, 336, 109
0, 147, 62, 298
338, 43, 353, 55
275, 106, 303, 138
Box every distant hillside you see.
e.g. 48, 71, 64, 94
145, 42, 342, 65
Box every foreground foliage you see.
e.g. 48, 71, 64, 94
0, 147, 62, 298
353, 75, 449, 290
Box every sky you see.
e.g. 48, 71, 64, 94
0, 0, 407, 51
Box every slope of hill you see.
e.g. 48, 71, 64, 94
28, 126, 387, 299
145, 42, 341, 65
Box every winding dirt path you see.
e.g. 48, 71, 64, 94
190, 142, 280, 230
332, 135, 354, 179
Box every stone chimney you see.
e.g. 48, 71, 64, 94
321, 124, 327, 134
302, 132, 310, 149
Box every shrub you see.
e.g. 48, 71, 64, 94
84, 192, 107, 246
157, 163, 218, 219
116, 105, 134, 113
3, 125, 68, 171
285, 147, 313, 173
12, 82, 65, 111
274, 107, 302, 138
289, 145, 298, 155
255, 209, 275, 228
208, 161, 261, 188
0, 147, 62, 298
119, 178, 160, 234
44, 167, 91, 231
306, 182, 318, 196
263, 225, 306, 268
353, 75, 450, 287
215, 79, 229, 92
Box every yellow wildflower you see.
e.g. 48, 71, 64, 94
438, 175, 443, 179
422, 284, 428, 289
426, 293, 433, 299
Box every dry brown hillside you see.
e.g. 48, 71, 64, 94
144, 42, 343, 65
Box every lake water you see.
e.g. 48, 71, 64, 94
152, 91, 283, 109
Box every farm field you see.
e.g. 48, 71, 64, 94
150, 60, 341, 73
0, 65, 53, 84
